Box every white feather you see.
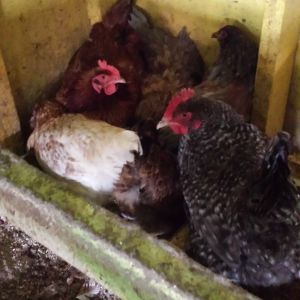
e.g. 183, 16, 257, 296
27, 114, 142, 192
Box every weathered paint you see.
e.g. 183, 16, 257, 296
0, 49, 21, 151
290, 154, 300, 186
0, 0, 91, 133
0, 149, 259, 300
253, 0, 300, 135
284, 37, 300, 153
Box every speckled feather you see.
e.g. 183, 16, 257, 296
30, 100, 67, 130
177, 97, 300, 287
28, 114, 142, 193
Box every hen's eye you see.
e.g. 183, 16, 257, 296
182, 113, 188, 118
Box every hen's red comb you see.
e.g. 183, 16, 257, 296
98, 59, 121, 77
163, 88, 195, 120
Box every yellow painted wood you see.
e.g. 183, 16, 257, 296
0, 0, 91, 131
289, 154, 300, 185
86, 0, 102, 25
0, 48, 20, 143
253, 0, 300, 135
284, 38, 300, 153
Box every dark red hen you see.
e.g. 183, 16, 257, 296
55, 0, 145, 127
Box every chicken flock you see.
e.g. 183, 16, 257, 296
27, 0, 300, 289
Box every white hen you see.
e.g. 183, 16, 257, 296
27, 114, 142, 192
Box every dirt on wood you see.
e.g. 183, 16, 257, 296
0, 217, 120, 300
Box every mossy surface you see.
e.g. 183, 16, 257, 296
0, 149, 258, 300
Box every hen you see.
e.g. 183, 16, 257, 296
55, 0, 144, 127
195, 25, 258, 121
28, 113, 142, 194
113, 118, 184, 236
130, 6, 205, 123
29, 102, 184, 236
157, 91, 300, 287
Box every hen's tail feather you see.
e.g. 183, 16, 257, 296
128, 5, 151, 32
252, 131, 298, 216
174, 27, 205, 83
262, 131, 291, 179
177, 27, 194, 47
102, 0, 133, 29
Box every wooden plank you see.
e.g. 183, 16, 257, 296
86, 0, 103, 25
0, 149, 259, 300
0, 48, 21, 144
253, 0, 300, 136
290, 154, 300, 186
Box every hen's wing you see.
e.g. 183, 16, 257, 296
102, 0, 133, 29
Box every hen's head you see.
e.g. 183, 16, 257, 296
156, 88, 199, 135
92, 60, 126, 95
211, 25, 244, 45
157, 88, 243, 135
210, 25, 258, 80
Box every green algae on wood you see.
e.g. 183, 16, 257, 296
0, 149, 259, 300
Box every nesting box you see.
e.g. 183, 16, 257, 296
0, 0, 300, 299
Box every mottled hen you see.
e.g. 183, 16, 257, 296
130, 5, 205, 123
55, 0, 144, 127
157, 91, 300, 287
195, 25, 258, 121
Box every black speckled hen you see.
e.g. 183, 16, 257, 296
157, 91, 300, 287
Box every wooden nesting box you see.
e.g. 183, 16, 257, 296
0, 0, 299, 299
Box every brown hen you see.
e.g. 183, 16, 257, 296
113, 119, 185, 236
55, 0, 145, 127
195, 25, 258, 121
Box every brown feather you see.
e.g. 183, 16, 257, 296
113, 120, 185, 236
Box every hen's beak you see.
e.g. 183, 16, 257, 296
111, 78, 126, 85
211, 32, 218, 39
156, 119, 169, 130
